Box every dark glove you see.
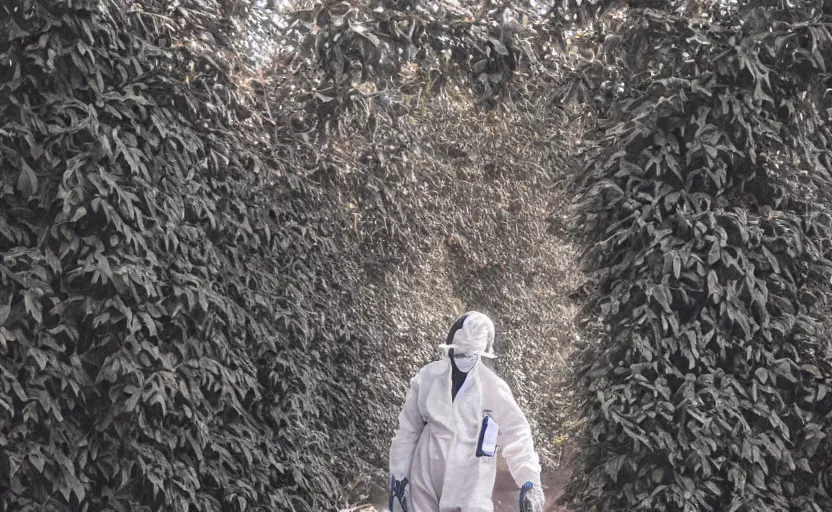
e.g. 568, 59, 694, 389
522, 483, 545, 512
389, 476, 409, 512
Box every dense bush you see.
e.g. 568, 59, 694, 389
565, 2, 832, 511
0, 1, 365, 509
0, 0, 584, 508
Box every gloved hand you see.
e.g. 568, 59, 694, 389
523, 484, 545, 512
389, 476, 409, 512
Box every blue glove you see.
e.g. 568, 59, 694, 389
520, 481, 545, 512
389, 476, 409, 512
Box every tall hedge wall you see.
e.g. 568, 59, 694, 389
565, 3, 832, 511
0, 1, 365, 509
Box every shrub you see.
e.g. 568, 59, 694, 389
565, 4, 832, 511
0, 1, 358, 509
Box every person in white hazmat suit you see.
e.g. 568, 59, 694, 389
388, 312, 545, 512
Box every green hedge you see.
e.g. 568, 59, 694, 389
0, 1, 362, 509
565, 5, 832, 511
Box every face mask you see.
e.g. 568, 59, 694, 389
454, 354, 479, 372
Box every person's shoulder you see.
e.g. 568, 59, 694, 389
410, 359, 447, 387
477, 362, 502, 380
419, 359, 447, 376
478, 365, 513, 392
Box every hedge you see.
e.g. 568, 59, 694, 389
0, 1, 363, 509
564, 3, 832, 511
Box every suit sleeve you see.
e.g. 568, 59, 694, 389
495, 380, 542, 488
389, 371, 426, 480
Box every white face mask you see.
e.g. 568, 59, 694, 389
454, 354, 479, 372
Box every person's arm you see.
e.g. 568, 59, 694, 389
495, 380, 542, 488
389, 371, 426, 480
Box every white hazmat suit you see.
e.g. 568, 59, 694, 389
389, 312, 543, 512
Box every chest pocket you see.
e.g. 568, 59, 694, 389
476, 414, 499, 457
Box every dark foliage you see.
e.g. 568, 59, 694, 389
565, 2, 832, 511
278, 0, 568, 127
15, 0, 832, 509
0, 0, 362, 509
0, 0, 579, 508
266, 0, 579, 494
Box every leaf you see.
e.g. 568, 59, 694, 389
0, 302, 9, 326
70, 207, 87, 223
71, 479, 86, 502
187, 431, 204, 461
139, 312, 157, 337
707, 242, 720, 265
149, 392, 166, 417
125, 389, 141, 412
653, 285, 672, 313
761, 245, 780, 274
11, 380, 27, 401
0, 397, 11, 416
16, 161, 38, 197
818, 384, 829, 401
707, 271, 721, 300
112, 128, 144, 177
29, 452, 45, 473
672, 252, 681, 279
96, 254, 113, 280
705, 481, 722, 496
755, 367, 768, 384
23, 291, 43, 323
488, 37, 509, 56
353, 28, 380, 47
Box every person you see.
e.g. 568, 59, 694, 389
388, 311, 545, 512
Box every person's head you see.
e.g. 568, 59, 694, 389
439, 312, 496, 370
